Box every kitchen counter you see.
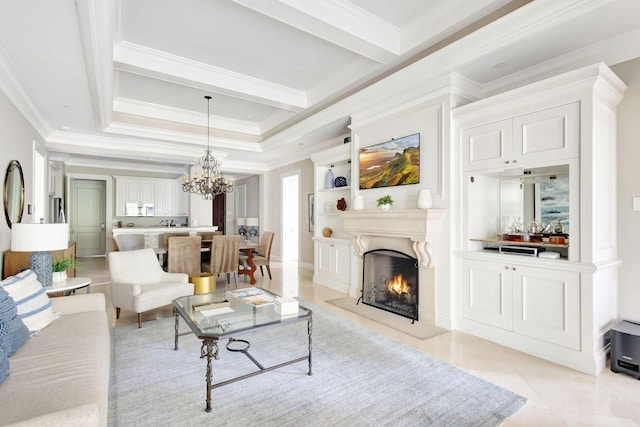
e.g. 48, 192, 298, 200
112, 226, 218, 235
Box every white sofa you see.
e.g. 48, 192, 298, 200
0, 293, 110, 426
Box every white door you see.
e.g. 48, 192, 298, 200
282, 172, 299, 262
72, 179, 106, 257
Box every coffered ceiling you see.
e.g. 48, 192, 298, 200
0, 0, 639, 176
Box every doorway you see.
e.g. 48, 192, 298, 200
282, 171, 299, 262
71, 179, 106, 257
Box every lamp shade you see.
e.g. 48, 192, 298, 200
246, 218, 259, 227
11, 223, 69, 252
236, 218, 246, 226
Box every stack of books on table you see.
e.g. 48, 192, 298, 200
275, 297, 299, 316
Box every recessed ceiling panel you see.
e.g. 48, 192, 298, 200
120, 0, 376, 91
116, 71, 289, 125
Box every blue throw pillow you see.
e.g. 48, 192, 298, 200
0, 270, 55, 334
0, 287, 29, 356
0, 346, 8, 384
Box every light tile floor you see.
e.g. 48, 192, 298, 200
77, 256, 640, 427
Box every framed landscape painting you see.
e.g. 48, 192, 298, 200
359, 133, 420, 189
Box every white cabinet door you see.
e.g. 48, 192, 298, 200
512, 266, 580, 350
462, 103, 579, 172
316, 241, 333, 278
513, 102, 579, 164
175, 182, 188, 216
461, 119, 512, 171
154, 181, 167, 216
115, 178, 125, 216
461, 259, 513, 329
164, 181, 177, 215
333, 242, 350, 281
124, 179, 140, 202
140, 180, 154, 203
316, 240, 350, 284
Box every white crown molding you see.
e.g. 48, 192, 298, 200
45, 130, 230, 165
0, 44, 53, 138
233, 0, 399, 61
113, 41, 307, 111
113, 97, 261, 136
61, 155, 188, 176
103, 121, 263, 153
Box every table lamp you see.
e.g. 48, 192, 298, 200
11, 223, 70, 287
236, 218, 246, 236
246, 218, 259, 237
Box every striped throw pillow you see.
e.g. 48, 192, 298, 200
0, 270, 55, 334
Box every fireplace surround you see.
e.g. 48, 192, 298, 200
341, 209, 444, 323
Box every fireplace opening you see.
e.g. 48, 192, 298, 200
358, 249, 419, 323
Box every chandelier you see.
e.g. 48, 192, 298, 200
182, 95, 234, 200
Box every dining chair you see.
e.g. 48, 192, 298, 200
162, 232, 189, 248
107, 236, 120, 252
240, 231, 275, 279
116, 234, 145, 251
167, 235, 201, 276
202, 235, 240, 288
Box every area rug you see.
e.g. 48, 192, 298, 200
327, 296, 447, 340
108, 302, 527, 426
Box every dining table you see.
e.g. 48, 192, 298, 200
237, 240, 263, 285
199, 239, 263, 284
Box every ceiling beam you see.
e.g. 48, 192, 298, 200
114, 41, 308, 112
232, 0, 399, 63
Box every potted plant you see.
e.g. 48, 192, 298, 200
376, 195, 393, 211
52, 255, 76, 282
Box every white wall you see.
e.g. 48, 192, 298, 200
0, 90, 43, 274
612, 57, 640, 322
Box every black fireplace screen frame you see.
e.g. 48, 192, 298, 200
357, 249, 419, 323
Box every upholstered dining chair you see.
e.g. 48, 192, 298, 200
240, 231, 275, 280
108, 248, 193, 328
167, 235, 201, 276
116, 233, 145, 251
107, 236, 120, 252
202, 235, 240, 288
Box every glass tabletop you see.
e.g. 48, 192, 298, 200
172, 287, 311, 338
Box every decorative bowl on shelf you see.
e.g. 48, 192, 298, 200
334, 176, 347, 187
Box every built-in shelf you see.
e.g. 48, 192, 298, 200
318, 186, 351, 192
470, 238, 569, 249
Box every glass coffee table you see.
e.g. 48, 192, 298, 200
172, 287, 312, 412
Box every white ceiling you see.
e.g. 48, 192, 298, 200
0, 0, 639, 177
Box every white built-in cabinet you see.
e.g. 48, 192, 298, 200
310, 143, 352, 293
462, 102, 579, 172
453, 64, 625, 375
461, 257, 580, 351
114, 176, 187, 217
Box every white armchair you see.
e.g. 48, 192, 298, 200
108, 248, 193, 328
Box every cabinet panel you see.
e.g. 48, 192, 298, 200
462, 119, 512, 171
461, 259, 512, 329
513, 102, 579, 163
512, 267, 580, 350
315, 240, 350, 285
140, 181, 154, 203
124, 179, 140, 202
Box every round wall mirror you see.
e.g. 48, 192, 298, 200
4, 160, 25, 228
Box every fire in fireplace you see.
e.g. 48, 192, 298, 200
358, 249, 419, 323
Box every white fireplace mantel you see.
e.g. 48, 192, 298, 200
340, 209, 445, 267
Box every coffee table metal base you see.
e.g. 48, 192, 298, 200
173, 308, 313, 412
